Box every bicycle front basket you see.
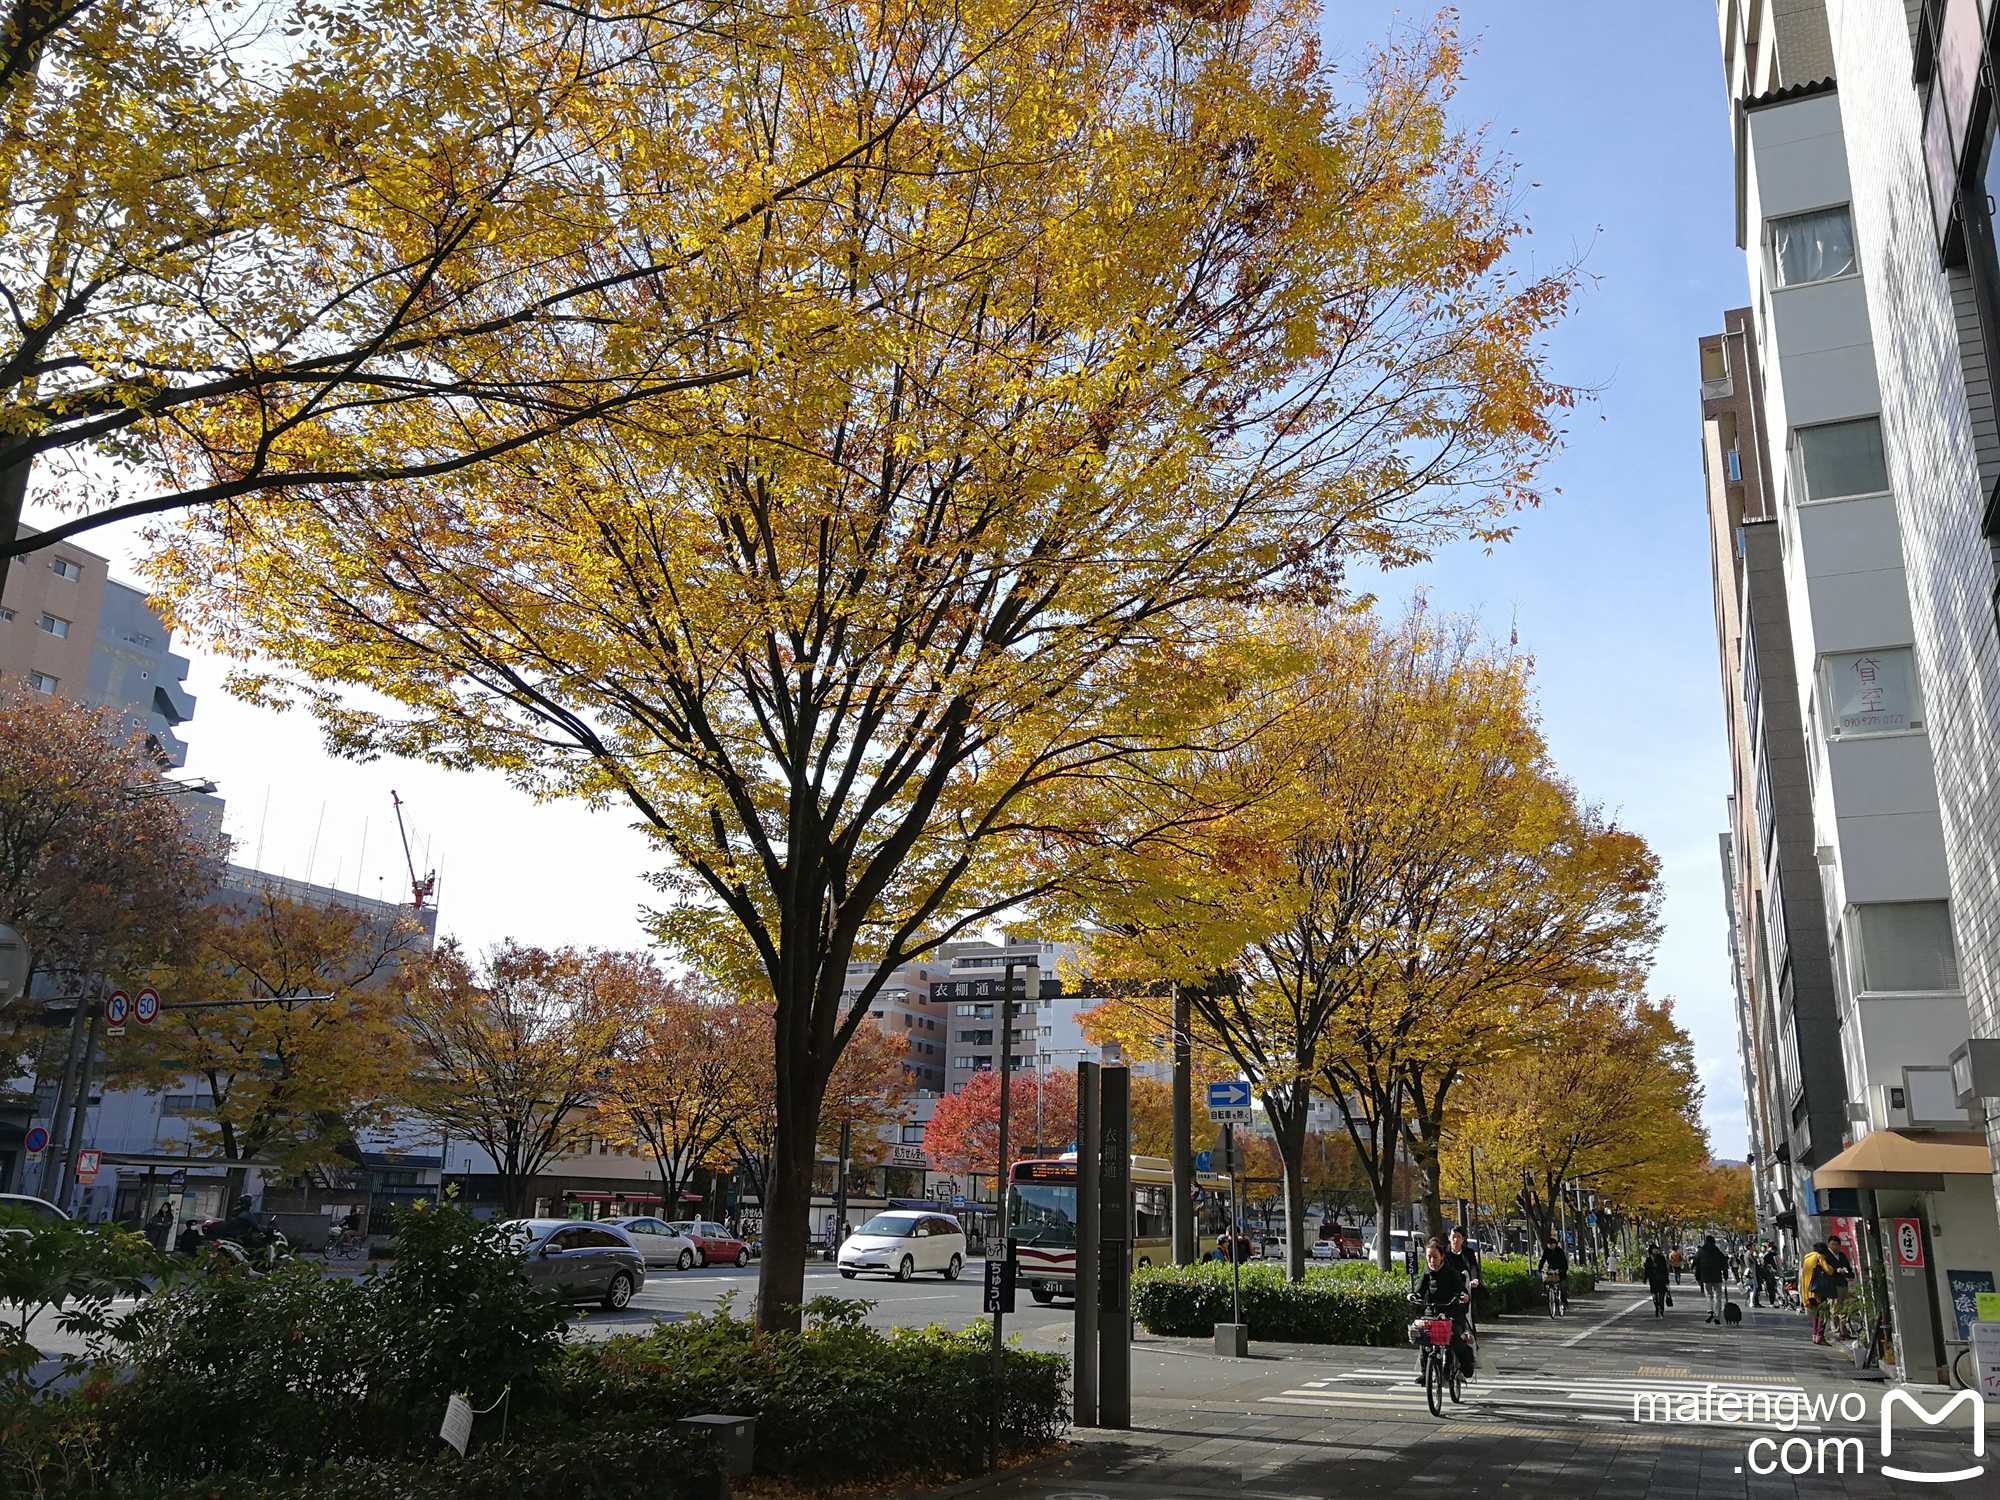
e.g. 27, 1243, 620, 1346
1426, 1318, 1454, 1346
1407, 1318, 1432, 1347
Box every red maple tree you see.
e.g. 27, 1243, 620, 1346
924, 1067, 1079, 1172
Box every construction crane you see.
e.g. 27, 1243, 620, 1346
390, 790, 437, 908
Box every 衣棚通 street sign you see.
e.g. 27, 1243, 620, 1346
104, 990, 129, 1037
134, 988, 160, 1025
1206, 1080, 1251, 1109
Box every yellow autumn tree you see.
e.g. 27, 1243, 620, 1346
1445, 991, 1707, 1247
0, 0, 1094, 574
154, 12, 1580, 1329
600, 979, 754, 1212
108, 892, 429, 1190
396, 941, 645, 1216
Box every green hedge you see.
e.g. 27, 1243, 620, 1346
1131, 1256, 1601, 1343
69, 1429, 722, 1500
550, 1297, 1068, 1483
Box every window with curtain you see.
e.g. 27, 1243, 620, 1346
1772, 206, 1858, 286
1856, 901, 1961, 992
1796, 417, 1889, 500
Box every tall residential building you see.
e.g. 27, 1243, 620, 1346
1, 527, 201, 769
1705, 0, 2000, 1385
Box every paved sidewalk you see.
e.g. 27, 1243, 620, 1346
932, 1281, 1991, 1500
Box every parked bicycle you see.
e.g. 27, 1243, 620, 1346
1543, 1268, 1568, 1318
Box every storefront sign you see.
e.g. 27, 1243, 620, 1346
1892, 1217, 1925, 1272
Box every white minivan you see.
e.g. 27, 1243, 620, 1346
836, 1210, 967, 1282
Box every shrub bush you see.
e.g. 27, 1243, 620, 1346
547, 1296, 1068, 1482
1131, 1256, 1600, 1342
71, 1427, 721, 1500
96, 1200, 567, 1479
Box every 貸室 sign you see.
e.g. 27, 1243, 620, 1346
1828, 650, 1915, 735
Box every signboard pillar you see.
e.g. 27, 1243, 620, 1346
1098, 1065, 1131, 1430
1171, 985, 1194, 1265
1074, 1061, 1100, 1427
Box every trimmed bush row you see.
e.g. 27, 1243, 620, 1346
1131, 1256, 1599, 1343
550, 1299, 1068, 1484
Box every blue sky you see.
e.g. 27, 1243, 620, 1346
35, 2, 1757, 1155
1333, 1, 1750, 1153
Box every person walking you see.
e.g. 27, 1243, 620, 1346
1642, 1243, 1672, 1319
1801, 1240, 1837, 1343
143, 1202, 175, 1250
1668, 1245, 1684, 1285
1694, 1234, 1729, 1324
1445, 1225, 1483, 1333
1754, 1243, 1779, 1307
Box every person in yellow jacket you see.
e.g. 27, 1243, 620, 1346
1800, 1240, 1836, 1344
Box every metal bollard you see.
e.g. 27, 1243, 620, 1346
676, 1414, 756, 1500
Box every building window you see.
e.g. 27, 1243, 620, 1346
1822, 649, 1920, 735
1794, 417, 1889, 501
38, 613, 67, 637
0, 606, 12, 621
956, 1004, 993, 1018
1771, 206, 1857, 286
25, 672, 56, 693
1854, 902, 1960, 993
49, 557, 80, 580
160, 1094, 213, 1117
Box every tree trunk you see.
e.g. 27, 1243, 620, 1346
754, 1100, 817, 1332
1263, 1083, 1312, 1282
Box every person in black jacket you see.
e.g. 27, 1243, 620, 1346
1445, 1226, 1483, 1332
1642, 1244, 1672, 1319
1754, 1244, 1779, 1306
1537, 1236, 1570, 1314
1414, 1239, 1474, 1375
1693, 1234, 1729, 1324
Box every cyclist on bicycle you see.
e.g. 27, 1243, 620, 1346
1537, 1236, 1570, 1313
1414, 1238, 1474, 1375
1445, 1225, 1483, 1333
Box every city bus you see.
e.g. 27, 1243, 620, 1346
1007, 1154, 1232, 1304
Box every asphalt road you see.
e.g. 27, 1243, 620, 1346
571, 1254, 1078, 1342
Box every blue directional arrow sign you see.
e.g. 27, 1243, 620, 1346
1206, 1080, 1251, 1110
1194, 1151, 1212, 1173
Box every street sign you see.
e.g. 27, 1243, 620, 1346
983, 1254, 1015, 1313
104, 990, 129, 1037
1194, 1150, 1212, 1173
76, 1148, 101, 1184
1206, 1080, 1251, 1109
23, 1126, 47, 1155
1208, 1107, 1251, 1123
134, 988, 160, 1025
168, 1168, 186, 1186
953, 1193, 966, 1208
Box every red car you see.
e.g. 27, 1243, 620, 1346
666, 1219, 750, 1267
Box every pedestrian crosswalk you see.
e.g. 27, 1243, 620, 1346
1259, 1366, 1823, 1432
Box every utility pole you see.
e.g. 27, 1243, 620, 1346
986, 958, 1034, 1470
55, 1002, 104, 1210
831, 1117, 851, 1260
1171, 984, 1194, 1265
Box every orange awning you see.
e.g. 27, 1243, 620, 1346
1812, 1131, 1993, 1191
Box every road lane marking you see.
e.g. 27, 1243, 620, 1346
1559, 1297, 1649, 1348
